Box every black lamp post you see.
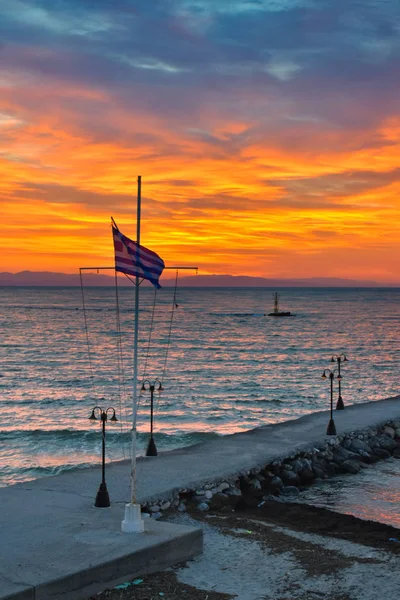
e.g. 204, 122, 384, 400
89, 405, 118, 507
141, 380, 163, 457
321, 369, 341, 435
331, 353, 348, 410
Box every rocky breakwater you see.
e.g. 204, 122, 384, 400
142, 420, 400, 517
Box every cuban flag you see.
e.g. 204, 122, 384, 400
112, 222, 165, 289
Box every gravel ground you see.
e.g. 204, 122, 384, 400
91, 502, 400, 600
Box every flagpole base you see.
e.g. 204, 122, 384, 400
121, 503, 145, 533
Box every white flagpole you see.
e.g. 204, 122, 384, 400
121, 175, 145, 533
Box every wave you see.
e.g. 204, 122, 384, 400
0, 428, 221, 445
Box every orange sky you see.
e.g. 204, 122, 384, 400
1, 1, 400, 284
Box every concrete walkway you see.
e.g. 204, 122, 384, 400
1, 395, 399, 600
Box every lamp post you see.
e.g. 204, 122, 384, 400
89, 405, 118, 507
141, 380, 163, 457
321, 369, 341, 435
331, 354, 348, 410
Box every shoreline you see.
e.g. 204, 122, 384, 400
2, 397, 400, 600
92, 500, 400, 600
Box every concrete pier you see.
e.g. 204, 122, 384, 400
0, 395, 399, 600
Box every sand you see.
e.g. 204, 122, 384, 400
91, 501, 400, 600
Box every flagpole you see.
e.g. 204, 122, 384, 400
121, 175, 145, 533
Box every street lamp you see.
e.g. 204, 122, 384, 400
321, 369, 341, 435
141, 380, 163, 457
89, 405, 118, 507
331, 354, 348, 410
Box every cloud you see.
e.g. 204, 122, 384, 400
1, 0, 400, 281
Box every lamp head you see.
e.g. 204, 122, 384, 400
321, 371, 327, 379
157, 382, 163, 391
89, 408, 97, 421
331, 356, 335, 363
110, 412, 118, 422
141, 382, 146, 391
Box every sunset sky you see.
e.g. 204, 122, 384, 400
1, 0, 399, 283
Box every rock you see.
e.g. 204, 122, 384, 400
204, 490, 213, 499
340, 460, 362, 474
161, 501, 171, 511
357, 451, 373, 464
249, 478, 262, 491
332, 447, 355, 464
299, 469, 314, 485
177, 503, 186, 512
395, 428, 400, 438
288, 459, 303, 473
197, 502, 209, 512
216, 482, 230, 493
349, 438, 371, 454
179, 489, 193, 499
312, 466, 327, 479
150, 505, 161, 512
370, 436, 397, 452
312, 457, 328, 470
326, 462, 340, 476
225, 488, 242, 497
151, 512, 162, 519
370, 448, 391, 460
280, 470, 300, 486
383, 426, 396, 438
210, 493, 238, 510
281, 486, 300, 496
268, 476, 284, 494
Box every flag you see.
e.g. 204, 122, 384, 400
112, 222, 165, 289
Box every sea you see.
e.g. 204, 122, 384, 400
1, 286, 399, 523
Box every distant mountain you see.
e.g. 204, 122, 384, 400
0, 271, 397, 287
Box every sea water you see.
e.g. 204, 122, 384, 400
0, 286, 399, 492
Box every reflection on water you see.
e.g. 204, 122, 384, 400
297, 458, 400, 528
0, 286, 399, 486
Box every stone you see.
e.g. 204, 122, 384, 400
341, 460, 362, 474
371, 448, 391, 460
204, 490, 213, 499
151, 511, 162, 519
280, 470, 300, 486
249, 478, 262, 491
377, 436, 397, 451
326, 462, 340, 476
161, 501, 171, 511
177, 502, 186, 512
197, 502, 209, 512
216, 482, 230, 493
349, 438, 371, 454
268, 476, 284, 494
299, 469, 314, 485
289, 459, 303, 473
225, 488, 242, 497
395, 428, 400, 438
150, 505, 161, 512
312, 466, 327, 479
332, 447, 355, 464
383, 426, 396, 438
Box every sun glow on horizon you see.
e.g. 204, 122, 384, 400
1, 1, 400, 283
